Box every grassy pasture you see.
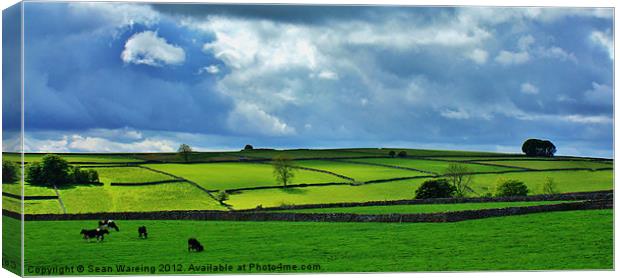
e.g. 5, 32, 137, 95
274, 201, 574, 214
132, 152, 243, 163
238, 149, 384, 159
478, 160, 612, 170
95, 167, 174, 184
2, 196, 63, 214
3, 183, 57, 196
345, 148, 513, 157
293, 160, 426, 181
345, 158, 513, 173
3, 153, 143, 163
56, 183, 225, 213
18, 210, 612, 273
148, 162, 347, 190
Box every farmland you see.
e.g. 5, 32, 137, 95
1, 148, 614, 273
13, 209, 613, 274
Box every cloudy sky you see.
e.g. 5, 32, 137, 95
2, 2, 614, 157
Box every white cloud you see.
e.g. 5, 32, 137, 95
121, 31, 185, 66
440, 108, 470, 120
227, 102, 295, 136
538, 46, 577, 63
517, 35, 535, 50
584, 82, 613, 105
520, 82, 539, 94
23, 132, 176, 153
495, 50, 530, 65
590, 30, 613, 60
563, 115, 612, 124
317, 70, 339, 80
198, 65, 220, 74
467, 49, 488, 64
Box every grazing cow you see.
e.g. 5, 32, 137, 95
80, 229, 109, 242
188, 238, 204, 252
138, 226, 148, 239
98, 220, 119, 231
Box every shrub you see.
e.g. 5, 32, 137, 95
388, 151, 396, 157
216, 190, 229, 202
25, 162, 44, 185
495, 179, 529, 197
415, 179, 455, 199
70, 167, 100, 184
542, 177, 558, 195
2, 161, 19, 183
86, 169, 99, 183
397, 151, 407, 158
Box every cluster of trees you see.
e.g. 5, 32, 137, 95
388, 151, 407, 158
2, 161, 20, 183
25, 154, 99, 187
521, 139, 556, 157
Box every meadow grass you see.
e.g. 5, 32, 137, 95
132, 152, 243, 163
237, 149, 384, 159
95, 167, 174, 184
3, 183, 57, 196
2, 196, 63, 214
18, 209, 613, 273
346, 158, 513, 173
148, 162, 347, 190
227, 169, 612, 209
273, 201, 574, 214
2, 215, 21, 275
345, 148, 512, 157
57, 183, 225, 213
478, 160, 612, 170
293, 160, 425, 181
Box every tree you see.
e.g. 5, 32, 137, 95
415, 179, 455, 199
244, 144, 254, 150
178, 144, 193, 163
2, 161, 19, 184
25, 162, 44, 185
495, 179, 529, 197
40, 154, 71, 186
272, 155, 296, 186
521, 139, 556, 157
397, 151, 407, 158
388, 151, 396, 158
542, 177, 558, 195
444, 163, 474, 197
216, 190, 229, 202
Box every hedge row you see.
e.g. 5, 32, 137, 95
2, 192, 58, 200
3, 199, 611, 223
110, 179, 185, 186
236, 190, 613, 212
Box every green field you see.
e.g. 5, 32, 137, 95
274, 201, 574, 214
293, 160, 425, 181
3, 183, 57, 196
478, 160, 613, 170
17, 210, 612, 274
346, 148, 510, 157
237, 149, 384, 159
148, 162, 347, 190
56, 182, 225, 213
2, 197, 63, 214
345, 158, 514, 173
95, 167, 174, 184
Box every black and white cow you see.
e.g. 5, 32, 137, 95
80, 229, 109, 242
98, 220, 119, 231
138, 226, 148, 239
188, 238, 204, 252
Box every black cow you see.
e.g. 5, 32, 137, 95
188, 238, 204, 252
98, 220, 119, 231
138, 226, 148, 239
80, 229, 109, 242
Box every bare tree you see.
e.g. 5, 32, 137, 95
444, 163, 474, 197
272, 155, 295, 186
178, 144, 193, 163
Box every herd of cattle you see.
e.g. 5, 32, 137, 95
80, 220, 204, 252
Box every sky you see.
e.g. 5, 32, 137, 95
1, 2, 614, 157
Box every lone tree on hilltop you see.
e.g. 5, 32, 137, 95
244, 144, 254, 150
444, 163, 474, 197
178, 144, 193, 163
521, 139, 556, 157
272, 155, 295, 187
